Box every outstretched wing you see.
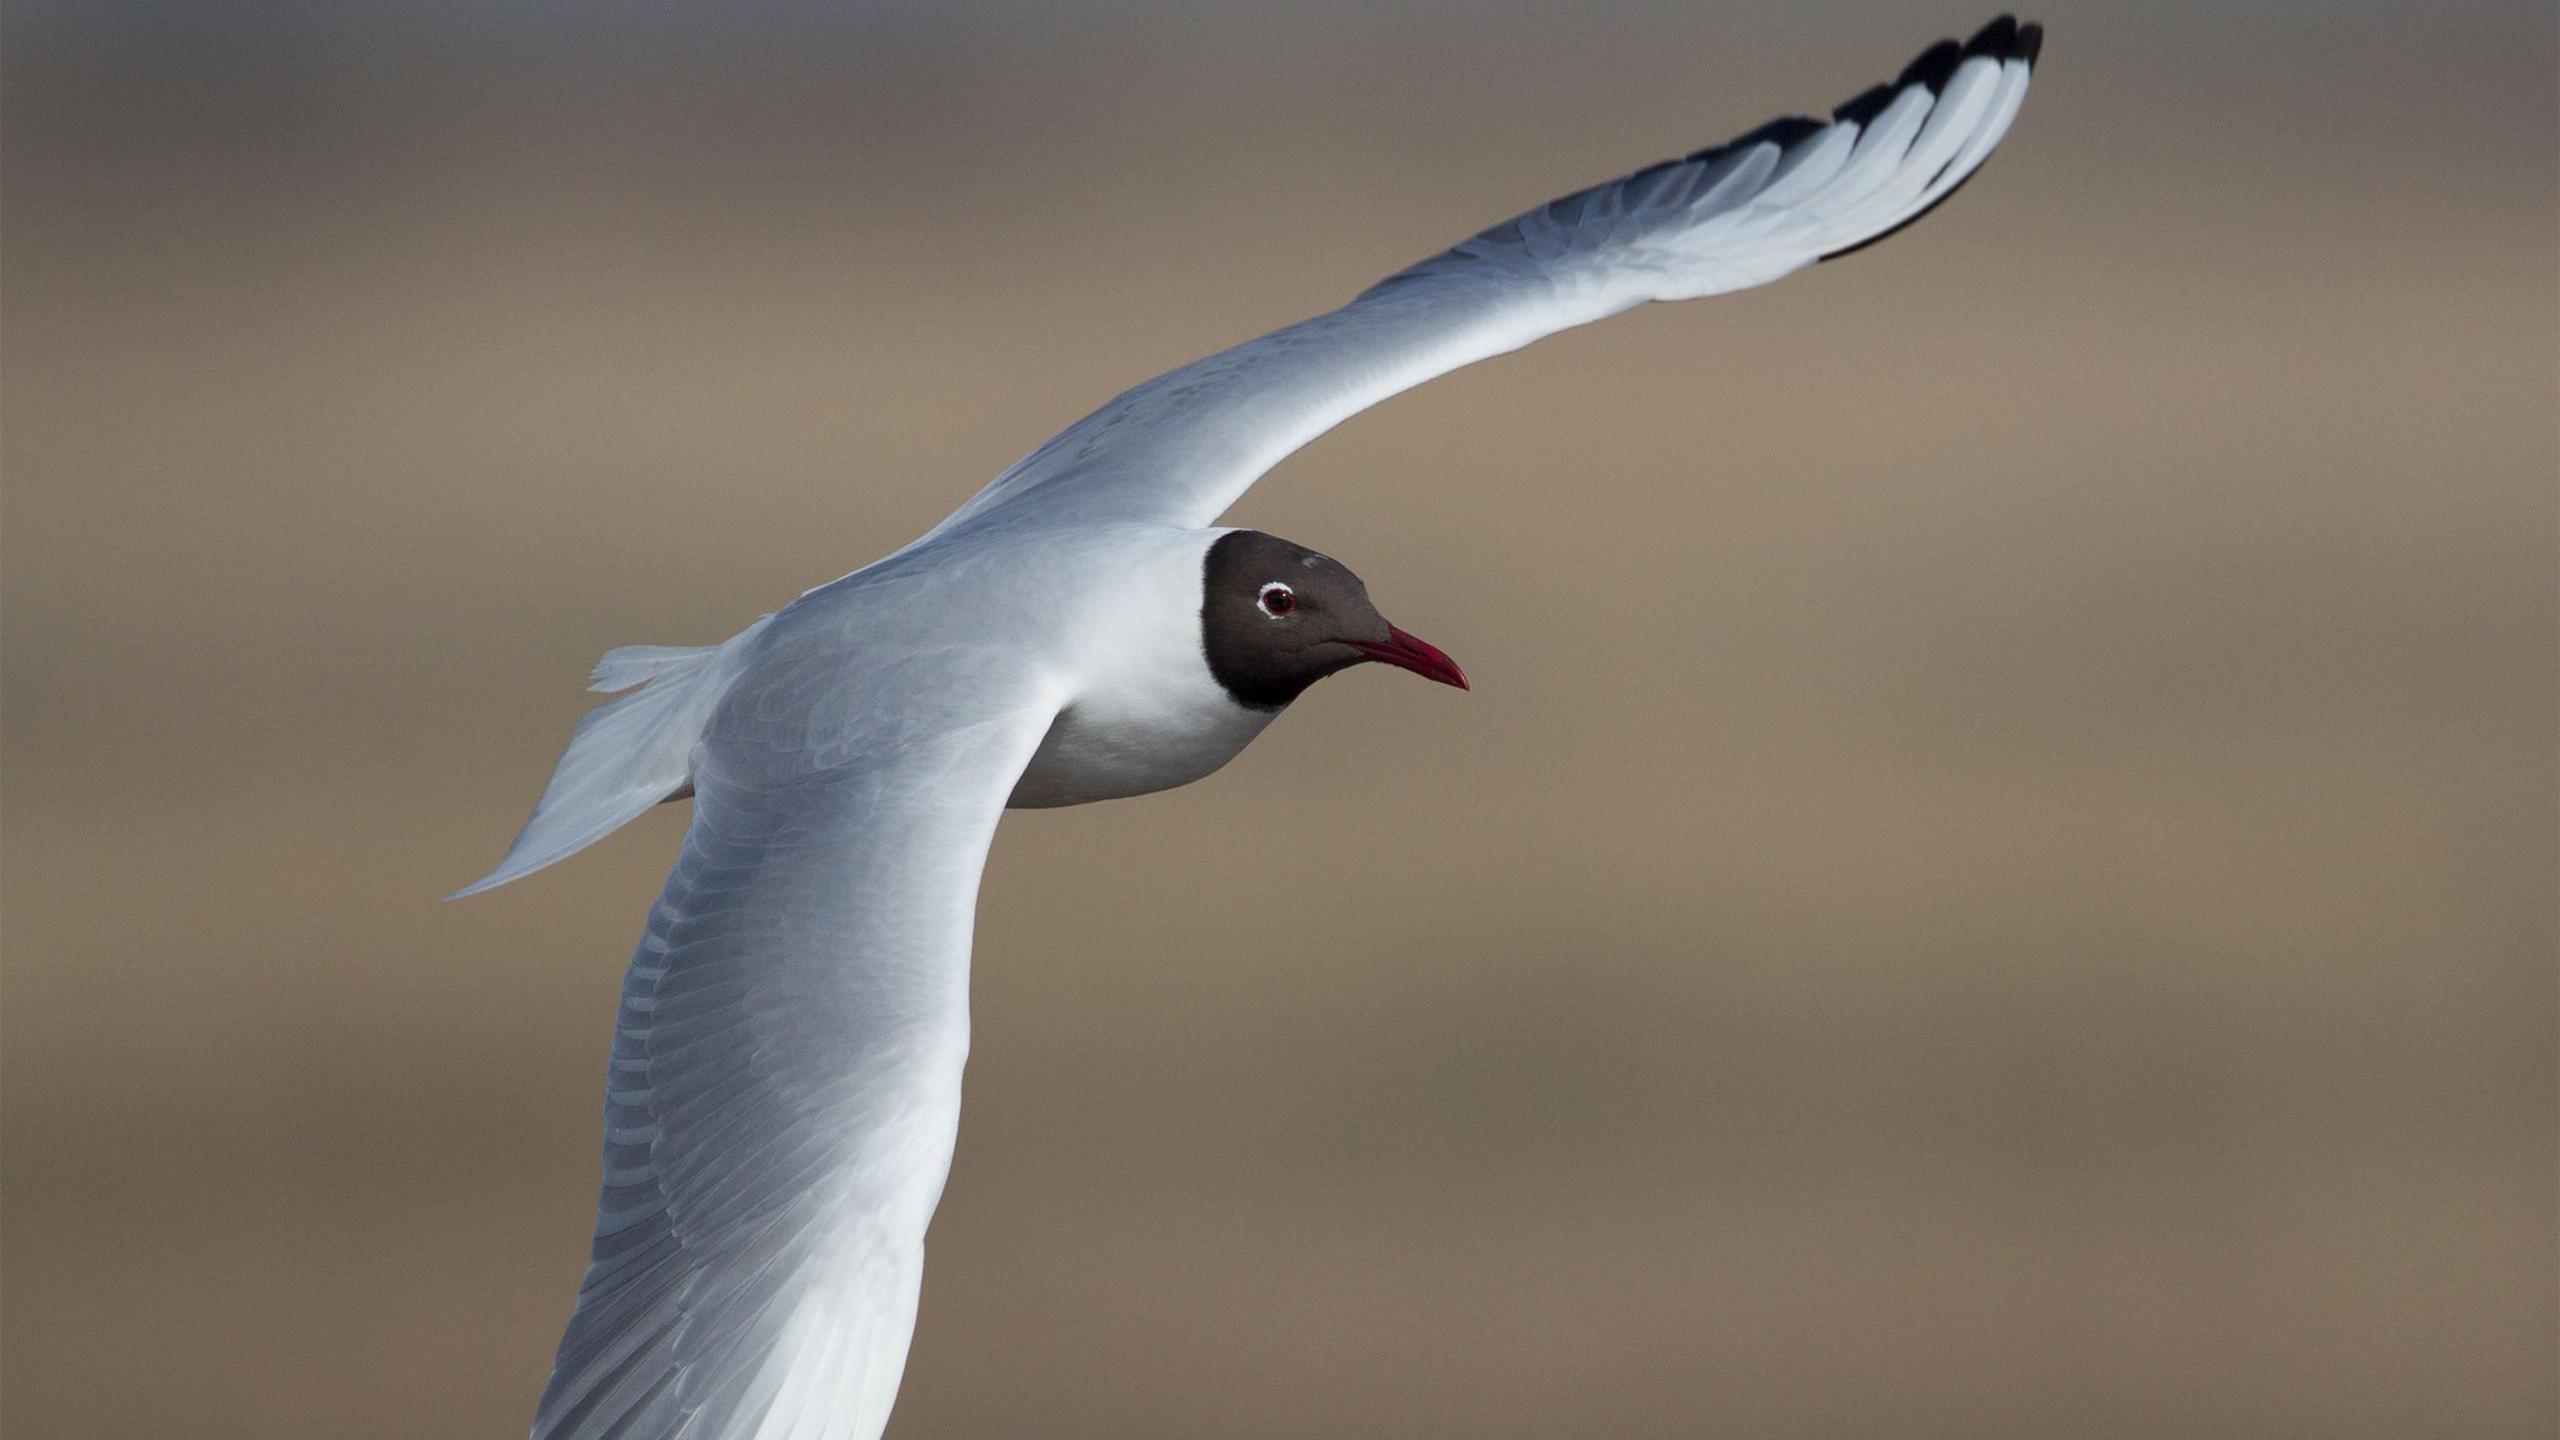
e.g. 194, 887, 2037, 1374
928, 16, 2040, 539
529, 624, 1062, 1440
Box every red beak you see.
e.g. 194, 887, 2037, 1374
1347, 625, 1469, 690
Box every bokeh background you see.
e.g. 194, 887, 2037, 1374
5, 2, 2552, 1436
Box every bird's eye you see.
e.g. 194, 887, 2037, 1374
1257, 582, 1297, 618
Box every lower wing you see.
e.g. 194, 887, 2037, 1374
529, 656, 1060, 1440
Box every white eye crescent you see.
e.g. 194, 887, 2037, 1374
1257, 582, 1297, 618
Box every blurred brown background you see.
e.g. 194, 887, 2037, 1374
5, 2, 2553, 1436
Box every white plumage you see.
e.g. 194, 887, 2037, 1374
468, 18, 2043, 1439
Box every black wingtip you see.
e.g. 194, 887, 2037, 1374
1960, 15, 2042, 66
1750, 114, 1829, 149
1963, 15, 2018, 59
1831, 82, 1896, 127
1898, 39, 1965, 94
1814, 18, 2042, 267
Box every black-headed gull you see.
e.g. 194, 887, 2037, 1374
464, 17, 2042, 1438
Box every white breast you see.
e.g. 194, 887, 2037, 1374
1007, 527, 1277, 809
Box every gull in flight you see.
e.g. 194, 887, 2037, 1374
461, 17, 2043, 1438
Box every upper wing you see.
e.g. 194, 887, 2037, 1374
925, 16, 2040, 538
529, 624, 1062, 1440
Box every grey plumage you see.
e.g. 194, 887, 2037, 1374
473, 20, 2043, 1439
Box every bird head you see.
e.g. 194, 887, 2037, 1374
1198, 530, 1467, 710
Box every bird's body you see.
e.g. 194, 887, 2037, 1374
992, 526, 1281, 808
465, 18, 2044, 1439
779, 521, 1265, 809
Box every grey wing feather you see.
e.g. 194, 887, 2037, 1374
530, 629, 1062, 1440
925, 18, 2039, 538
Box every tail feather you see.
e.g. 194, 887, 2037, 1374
452, 617, 773, 899
589, 643, 722, 694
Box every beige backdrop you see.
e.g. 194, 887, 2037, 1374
5, 3, 2553, 1436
